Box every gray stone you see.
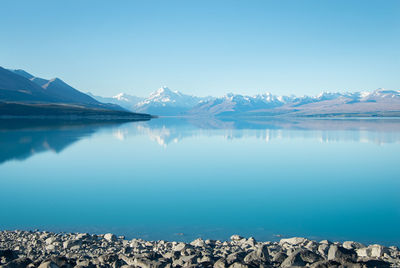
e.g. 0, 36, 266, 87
38, 261, 60, 268
328, 245, 357, 263
63, 240, 81, 250
104, 233, 117, 242
271, 252, 287, 264
172, 242, 187, 252
280, 251, 306, 268
342, 241, 365, 250
229, 263, 249, 268
318, 243, 330, 257
368, 244, 389, 258
230, 235, 243, 241
309, 260, 341, 268
279, 237, 307, 246
226, 252, 246, 265
214, 258, 227, 268
190, 238, 205, 248
0, 257, 32, 268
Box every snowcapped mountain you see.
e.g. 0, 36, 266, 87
134, 86, 207, 115
88, 92, 143, 111
190, 89, 400, 117
91, 87, 400, 117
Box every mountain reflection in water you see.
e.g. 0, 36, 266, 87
1, 117, 400, 165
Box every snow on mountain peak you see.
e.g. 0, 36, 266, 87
113, 93, 129, 101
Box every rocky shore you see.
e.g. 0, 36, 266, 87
1, 231, 399, 268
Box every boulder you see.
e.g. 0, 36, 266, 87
0, 257, 32, 268
280, 251, 306, 268
75, 233, 90, 240
214, 258, 227, 268
45, 237, 58, 245
230, 235, 243, 242
279, 237, 307, 246
271, 252, 287, 264
318, 244, 330, 257
342, 241, 365, 250
104, 233, 117, 242
368, 244, 389, 258
0, 250, 18, 263
309, 260, 341, 268
172, 242, 187, 252
229, 263, 249, 268
327, 245, 357, 263
298, 249, 323, 263
38, 261, 60, 268
226, 252, 247, 265
62, 240, 81, 250
190, 238, 205, 248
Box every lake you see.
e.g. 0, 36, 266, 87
1, 117, 399, 246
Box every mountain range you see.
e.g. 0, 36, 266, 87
2, 67, 399, 118
90, 87, 400, 117
0, 67, 150, 119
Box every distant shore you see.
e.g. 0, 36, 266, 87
1, 230, 399, 268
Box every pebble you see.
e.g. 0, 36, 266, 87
0, 231, 399, 267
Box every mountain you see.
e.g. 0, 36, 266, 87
0, 67, 151, 119
86, 87, 400, 117
8, 68, 124, 111
188, 93, 286, 116
88, 92, 143, 111
190, 89, 400, 117
134, 86, 207, 115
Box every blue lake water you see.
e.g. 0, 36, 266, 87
0, 117, 399, 246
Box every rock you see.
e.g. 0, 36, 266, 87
229, 262, 249, 268
0, 250, 18, 263
198, 255, 213, 264
190, 238, 205, 247
45, 237, 58, 245
0, 257, 32, 268
271, 252, 287, 264
49, 256, 74, 268
368, 244, 389, 258
281, 249, 323, 267
38, 261, 60, 268
318, 243, 330, 257
342, 241, 365, 250
363, 259, 391, 268
328, 245, 357, 263
0, 230, 398, 268
230, 235, 243, 241
319, 240, 331, 245
279, 237, 307, 245
214, 258, 227, 268
309, 260, 341, 268
75, 233, 90, 240
356, 247, 370, 257
45, 245, 56, 252
104, 233, 117, 242
298, 249, 323, 263
280, 251, 306, 268
226, 252, 247, 265
63, 240, 81, 250
172, 242, 187, 252
179, 254, 197, 265
305, 240, 318, 251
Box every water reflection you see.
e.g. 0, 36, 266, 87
126, 117, 400, 147
0, 119, 147, 164
1, 117, 400, 164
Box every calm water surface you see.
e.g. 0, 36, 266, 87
1, 117, 399, 245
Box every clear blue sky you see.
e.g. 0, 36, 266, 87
1, 0, 399, 97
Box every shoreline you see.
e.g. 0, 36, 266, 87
1, 230, 399, 267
